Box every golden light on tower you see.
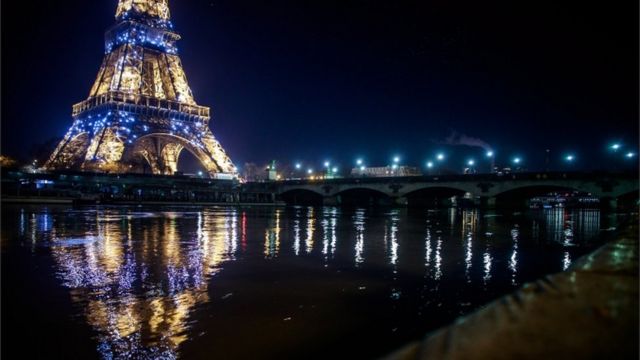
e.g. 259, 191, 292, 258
45, 0, 237, 177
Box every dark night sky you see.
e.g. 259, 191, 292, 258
1, 0, 638, 172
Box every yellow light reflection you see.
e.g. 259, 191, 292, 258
49, 209, 238, 359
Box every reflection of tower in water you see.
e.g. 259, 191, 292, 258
48, 209, 240, 359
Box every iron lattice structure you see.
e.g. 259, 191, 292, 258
46, 0, 237, 176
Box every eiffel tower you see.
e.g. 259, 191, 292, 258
45, 0, 237, 177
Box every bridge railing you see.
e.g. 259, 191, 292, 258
275, 171, 638, 186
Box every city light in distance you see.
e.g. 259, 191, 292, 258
283, 144, 637, 180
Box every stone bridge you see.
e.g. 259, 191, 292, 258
275, 172, 639, 207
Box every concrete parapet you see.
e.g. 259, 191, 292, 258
384, 220, 639, 360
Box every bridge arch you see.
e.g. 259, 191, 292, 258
403, 186, 469, 208
279, 188, 324, 206
334, 187, 392, 206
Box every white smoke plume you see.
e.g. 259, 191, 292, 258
442, 131, 493, 152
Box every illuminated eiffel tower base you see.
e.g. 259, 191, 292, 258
46, 0, 237, 177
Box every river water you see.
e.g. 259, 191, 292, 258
1, 205, 620, 359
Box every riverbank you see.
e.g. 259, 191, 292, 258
1, 196, 286, 207
385, 217, 639, 359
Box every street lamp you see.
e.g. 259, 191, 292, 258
486, 150, 495, 173
610, 143, 621, 151
466, 159, 476, 174
393, 156, 400, 164
356, 158, 363, 166
426, 161, 434, 169
436, 153, 445, 161
626, 152, 635, 158
512, 157, 522, 172
565, 155, 575, 162
295, 163, 302, 170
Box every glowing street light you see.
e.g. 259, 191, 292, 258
426, 161, 434, 169
295, 163, 302, 169
436, 153, 445, 161
332, 167, 338, 173
513, 157, 521, 165
360, 165, 366, 171
393, 156, 400, 164
565, 155, 575, 162
198, 171, 203, 177
467, 159, 475, 166
486, 151, 494, 157
324, 161, 330, 168
626, 152, 635, 158
610, 143, 621, 151
356, 159, 363, 166
391, 164, 398, 170
307, 169, 313, 175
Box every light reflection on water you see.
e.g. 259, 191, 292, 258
7, 206, 609, 359
46, 209, 240, 359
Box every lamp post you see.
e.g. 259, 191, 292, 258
435, 153, 445, 175
467, 159, 475, 174
512, 157, 522, 172
486, 151, 494, 173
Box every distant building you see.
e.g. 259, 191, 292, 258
351, 166, 422, 177
267, 160, 278, 181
